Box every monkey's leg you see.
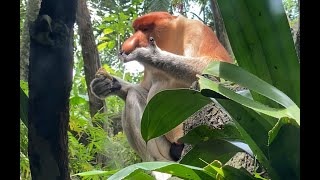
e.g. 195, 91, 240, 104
123, 86, 173, 162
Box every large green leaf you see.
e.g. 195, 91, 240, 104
72, 170, 118, 177
141, 89, 212, 142
107, 162, 212, 180
180, 139, 244, 167
198, 78, 299, 179
204, 161, 256, 180
108, 161, 257, 180
198, 76, 299, 124
20, 87, 28, 126
213, 98, 279, 179
217, 0, 300, 107
203, 62, 298, 110
179, 123, 243, 145
203, 160, 223, 178
268, 118, 300, 179
127, 170, 155, 180
222, 166, 256, 180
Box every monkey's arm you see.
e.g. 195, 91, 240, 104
120, 38, 217, 85
90, 68, 177, 162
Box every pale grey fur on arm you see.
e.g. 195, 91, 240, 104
120, 38, 209, 84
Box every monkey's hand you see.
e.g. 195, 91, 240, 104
90, 68, 122, 99
119, 37, 160, 63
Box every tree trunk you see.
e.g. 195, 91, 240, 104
20, 0, 41, 81
28, 0, 77, 179
76, 0, 106, 119
209, 0, 234, 58
76, 0, 109, 165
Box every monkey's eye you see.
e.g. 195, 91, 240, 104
142, 28, 148, 32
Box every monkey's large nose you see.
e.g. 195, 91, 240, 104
121, 35, 140, 54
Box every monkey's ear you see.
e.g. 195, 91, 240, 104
149, 37, 156, 47
149, 37, 155, 43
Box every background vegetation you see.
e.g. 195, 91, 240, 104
20, 0, 299, 179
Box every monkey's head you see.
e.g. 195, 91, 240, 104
120, 12, 177, 55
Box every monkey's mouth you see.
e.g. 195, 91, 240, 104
118, 51, 126, 56
118, 51, 128, 62
118, 51, 136, 63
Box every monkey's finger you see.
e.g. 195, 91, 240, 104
90, 77, 107, 87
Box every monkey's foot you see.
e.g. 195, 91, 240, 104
170, 143, 185, 161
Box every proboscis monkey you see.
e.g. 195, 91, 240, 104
90, 12, 232, 162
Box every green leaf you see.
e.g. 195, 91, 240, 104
102, 64, 116, 75
214, 99, 279, 179
72, 170, 118, 177
198, 76, 299, 124
157, 164, 210, 179
108, 40, 116, 49
222, 166, 256, 180
103, 15, 117, 22
268, 117, 298, 144
103, 28, 114, 35
180, 139, 244, 167
70, 96, 87, 105
203, 161, 256, 179
108, 162, 210, 180
180, 124, 242, 145
203, 160, 223, 178
268, 117, 300, 179
20, 80, 28, 95
126, 170, 154, 180
98, 42, 108, 51
203, 61, 298, 110
217, 0, 300, 107
98, 36, 109, 41
20, 87, 28, 127
119, 12, 129, 20
141, 89, 212, 142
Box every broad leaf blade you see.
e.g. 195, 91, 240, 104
204, 162, 256, 179
72, 170, 118, 177
157, 164, 211, 180
222, 166, 256, 180
203, 62, 298, 109
203, 160, 223, 178
180, 123, 243, 145
268, 118, 300, 179
126, 169, 154, 180
141, 89, 212, 142
217, 0, 300, 107
180, 139, 244, 167
20, 87, 28, 126
108, 162, 210, 180
198, 76, 299, 124
214, 98, 279, 179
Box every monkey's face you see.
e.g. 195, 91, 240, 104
120, 12, 175, 55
